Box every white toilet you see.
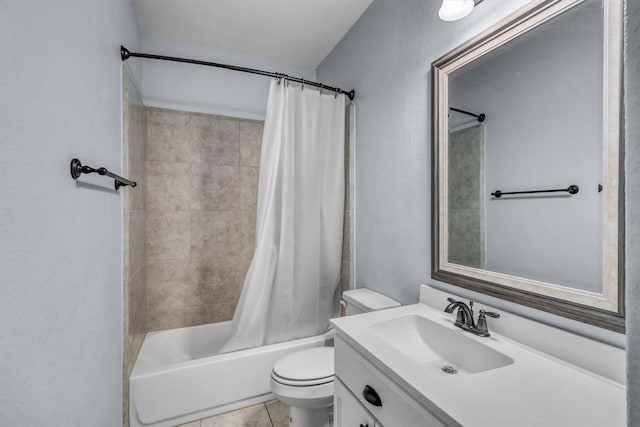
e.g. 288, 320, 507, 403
270, 288, 400, 427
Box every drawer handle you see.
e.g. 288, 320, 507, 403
362, 384, 382, 407
360, 424, 369, 427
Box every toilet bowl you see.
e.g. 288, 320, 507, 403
270, 347, 335, 427
270, 288, 400, 427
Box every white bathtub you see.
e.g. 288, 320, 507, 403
129, 321, 334, 427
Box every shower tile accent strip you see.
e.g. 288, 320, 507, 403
122, 67, 148, 427
145, 108, 261, 331
340, 103, 356, 309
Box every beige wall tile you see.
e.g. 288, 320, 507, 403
240, 121, 263, 167
201, 404, 272, 427
192, 303, 236, 324
191, 256, 247, 305
128, 266, 147, 337
191, 211, 242, 258
144, 110, 264, 332
240, 167, 259, 213
147, 211, 190, 260
147, 260, 192, 312
147, 307, 193, 332
128, 159, 146, 213
146, 161, 190, 212
128, 210, 147, 279
191, 164, 239, 211
341, 261, 353, 293
146, 108, 190, 163
240, 167, 259, 255
191, 114, 240, 166
342, 209, 351, 262
265, 400, 290, 427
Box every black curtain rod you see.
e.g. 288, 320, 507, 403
450, 107, 485, 122
120, 46, 355, 101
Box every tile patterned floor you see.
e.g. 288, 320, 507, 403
175, 400, 290, 427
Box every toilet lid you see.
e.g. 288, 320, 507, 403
272, 347, 334, 385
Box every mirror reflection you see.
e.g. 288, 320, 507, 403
446, 0, 604, 293
432, 0, 623, 330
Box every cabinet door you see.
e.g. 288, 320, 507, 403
334, 378, 378, 427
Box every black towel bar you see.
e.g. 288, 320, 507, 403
491, 185, 579, 198
70, 158, 136, 190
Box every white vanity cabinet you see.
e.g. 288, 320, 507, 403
334, 336, 450, 427
334, 379, 379, 427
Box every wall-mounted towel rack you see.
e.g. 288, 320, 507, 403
491, 185, 579, 198
70, 158, 136, 190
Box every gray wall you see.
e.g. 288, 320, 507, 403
449, 2, 603, 292
316, 0, 529, 305
318, 0, 637, 418
141, 35, 317, 120
316, 0, 627, 344
0, 1, 140, 425
625, 0, 640, 423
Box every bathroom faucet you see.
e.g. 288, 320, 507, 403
444, 298, 500, 337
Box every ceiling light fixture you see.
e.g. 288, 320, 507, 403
438, 0, 484, 21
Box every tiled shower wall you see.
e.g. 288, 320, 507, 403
143, 103, 354, 331
448, 124, 485, 269
340, 104, 356, 298
122, 67, 147, 427
145, 108, 262, 331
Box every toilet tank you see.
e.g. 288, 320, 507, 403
342, 288, 400, 315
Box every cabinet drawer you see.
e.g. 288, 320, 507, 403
334, 378, 380, 427
335, 336, 448, 427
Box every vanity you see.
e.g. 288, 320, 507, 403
331, 285, 626, 427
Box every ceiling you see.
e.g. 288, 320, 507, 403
134, 0, 373, 68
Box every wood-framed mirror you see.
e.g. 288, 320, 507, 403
431, 0, 624, 332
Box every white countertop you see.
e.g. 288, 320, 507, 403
331, 302, 626, 427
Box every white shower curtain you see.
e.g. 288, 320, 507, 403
219, 79, 346, 353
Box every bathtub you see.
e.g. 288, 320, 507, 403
129, 321, 334, 427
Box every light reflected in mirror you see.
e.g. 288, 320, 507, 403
432, 0, 623, 331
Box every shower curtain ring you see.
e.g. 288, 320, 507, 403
301, 79, 304, 91
334, 89, 338, 99
320, 84, 324, 95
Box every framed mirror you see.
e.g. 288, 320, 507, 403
431, 0, 624, 331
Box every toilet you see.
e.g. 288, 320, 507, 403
270, 288, 400, 427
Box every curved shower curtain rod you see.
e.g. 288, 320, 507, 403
449, 107, 485, 122
120, 46, 356, 101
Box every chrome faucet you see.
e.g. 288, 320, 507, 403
444, 298, 500, 337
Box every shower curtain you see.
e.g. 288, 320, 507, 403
219, 79, 346, 353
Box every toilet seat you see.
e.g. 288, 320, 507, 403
271, 347, 335, 387
270, 348, 335, 411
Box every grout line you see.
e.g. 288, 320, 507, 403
264, 402, 276, 427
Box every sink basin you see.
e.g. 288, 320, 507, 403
370, 314, 514, 375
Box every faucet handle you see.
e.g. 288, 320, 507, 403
472, 309, 500, 337
480, 310, 500, 318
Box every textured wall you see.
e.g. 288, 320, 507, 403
122, 67, 147, 426
625, 0, 640, 423
316, 0, 530, 304
316, 0, 625, 346
0, 0, 140, 425
144, 108, 262, 331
